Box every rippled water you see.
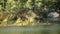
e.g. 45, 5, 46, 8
0, 24, 60, 34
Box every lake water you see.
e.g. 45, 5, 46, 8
0, 24, 60, 34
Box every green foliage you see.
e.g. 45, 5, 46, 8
24, 0, 33, 9
0, 0, 60, 24
0, 0, 4, 3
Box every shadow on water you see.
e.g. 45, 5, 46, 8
0, 24, 60, 34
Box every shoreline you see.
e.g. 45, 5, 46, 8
0, 23, 59, 27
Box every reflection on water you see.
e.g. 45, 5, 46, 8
0, 25, 60, 34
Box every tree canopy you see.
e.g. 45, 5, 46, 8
0, 0, 60, 25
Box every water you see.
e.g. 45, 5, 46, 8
0, 24, 60, 34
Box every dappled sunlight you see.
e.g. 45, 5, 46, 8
0, 0, 60, 26
1, 18, 8, 24
0, 0, 60, 34
14, 18, 21, 24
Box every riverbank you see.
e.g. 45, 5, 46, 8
0, 23, 59, 27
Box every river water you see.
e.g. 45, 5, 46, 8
0, 24, 60, 34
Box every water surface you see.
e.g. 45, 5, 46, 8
0, 24, 60, 34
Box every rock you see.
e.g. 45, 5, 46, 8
47, 12, 59, 21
